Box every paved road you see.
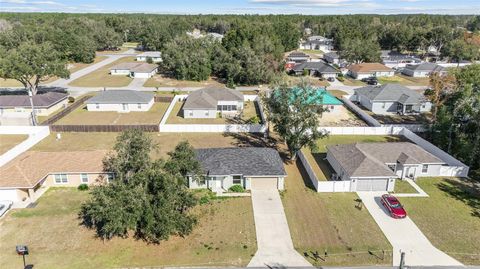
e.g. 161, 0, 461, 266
248, 189, 312, 268
357, 192, 463, 267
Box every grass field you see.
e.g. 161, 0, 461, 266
392, 179, 418, 194
166, 100, 261, 124
144, 75, 224, 88
282, 160, 392, 266
54, 102, 169, 125
0, 188, 256, 269
399, 177, 480, 265
0, 134, 28, 155
377, 75, 420, 86
301, 135, 404, 181
341, 77, 366, 86
67, 56, 108, 74
327, 90, 348, 98
397, 74, 430, 86
0, 76, 58, 87
281, 74, 330, 87
69, 57, 136, 87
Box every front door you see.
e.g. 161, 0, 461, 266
122, 103, 128, 111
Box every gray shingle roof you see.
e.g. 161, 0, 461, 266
287, 51, 310, 58
0, 92, 68, 108
110, 62, 157, 73
354, 84, 425, 104
85, 90, 154, 104
195, 147, 286, 176
404, 63, 445, 72
183, 87, 243, 110
292, 61, 339, 74
327, 142, 444, 178
323, 52, 339, 59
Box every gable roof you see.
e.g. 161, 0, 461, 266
292, 61, 339, 74
348, 63, 393, 73
287, 51, 310, 58
85, 90, 154, 104
0, 92, 68, 108
0, 150, 107, 188
110, 62, 157, 73
404, 63, 445, 72
183, 87, 243, 110
327, 142, 444, 178
354, 84, 426, 104
323, 52, 339, 59
195, 147, 286, 176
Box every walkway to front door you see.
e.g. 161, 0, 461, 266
248, 189, 312, 267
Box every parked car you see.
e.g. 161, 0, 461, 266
0, 200, 13, 218
327, 77, 335, 82
380, 194, 407, 219
361, 77, 378, 85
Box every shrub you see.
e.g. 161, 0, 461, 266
68, 96, 75, 103
228, 185, 245, 193
77, 184, 89, 191
337, 77, 345, 82
247, 116, 260, 124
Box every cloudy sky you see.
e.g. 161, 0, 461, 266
0, 0, 479, 14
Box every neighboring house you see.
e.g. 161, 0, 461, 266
0, 151, 109, 203
401, 63, 447, 77
0, 91, 68, 116
347, 63, 394, 80
136, 51, 162, 63
282, 87, 343, 113
323, 51, 345, 65
381, 50, 422, 68
182, 87, 244, 119
326, 142, 445, 191
186, 29, 223, 40
286, 51, 310, 63
206, 32, 224, 40
299, 35, 334, 52
291, 61, 339, 79
110, 62, 158, 78
85, 90, 155, 112
188, 147, 286, 191
353, 84, 432, 115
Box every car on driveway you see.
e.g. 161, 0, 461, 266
361, 77, 378, 85
380, 194, 407, 218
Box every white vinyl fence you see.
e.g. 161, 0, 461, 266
159, 95, 267, 133
0, 126, 50, 166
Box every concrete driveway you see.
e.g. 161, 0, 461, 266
357, 191, 463, 267
248, 189, 312, 267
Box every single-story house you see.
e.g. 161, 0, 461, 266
110, 62, 158, 78
282, 87, 343, 113
136, 51, 162, 63
353, 84, 432, 115
85, 90, 155, 112
0, 91, 68, 116
286, 51, 310, 63
326, 142, 445, 191
347, 63, 395, 80
291, 61, 339, 79
188, 147, 286, 191
182, 87, 244, 119
0, 150, 109, 203
381, 50, 422, 68
323, 51, 345, 65
401, 63, 446, 77
299, 36, 334, 52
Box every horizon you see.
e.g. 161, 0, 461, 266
0, 0, 479, 15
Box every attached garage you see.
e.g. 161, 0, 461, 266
250, 177, 280, 190
354, 178, 394, 191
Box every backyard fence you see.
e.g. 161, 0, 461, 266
41, 95, 91, 126
0, 126, 50, 166
49, 124, 159, 132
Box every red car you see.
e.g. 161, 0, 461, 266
381, 194, 407, 219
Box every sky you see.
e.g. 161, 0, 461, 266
0, 0, 479, 15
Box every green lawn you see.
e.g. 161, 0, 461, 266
399, 177, 480, 265
341, 77, 366, 86
397, 74, 430, 86
55, 101, 169, 125
377, 75, 419, 86
301, 135, 404, 181
69, 57, 136, 87
0, 188, 256, 269
392, 179, 418, 194
282, 161, 392, 266
0, 134, 28, 155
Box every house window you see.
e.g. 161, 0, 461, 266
137, 103, 142, 109
205, 111, 209, 116
382, 102, 386, 109
198, 176, 206, 185
81, 173, 89, 183
107, 173, 114, 183
330, 105, 334, 110
95, 103, 100, 109
54, 174, 68, 184
232, 105, 237, 111
422, 165, 428, 173
189, 111, 193, 117
387, 164, 396, 172
217, 105, 222, 111
422, 104, 426, 108
232, 175, 242, 185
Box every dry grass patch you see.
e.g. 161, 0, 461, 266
282, 74, 330, 87
282, 161, 392, 266
0, 188, 256, 269
0, 134, 28, 155
341, 77, 366, 86
69, 57, 137, 87
67, 56, 108, 74
397, 74, 430, 86
144, 75, 224, 88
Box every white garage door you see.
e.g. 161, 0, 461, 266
356, 179, 389, 191
250, 177, 278, 190
0, 189, 20, 202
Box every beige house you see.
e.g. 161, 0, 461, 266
0, 92, 68, 116
0, 150, 109, 204
347, 63, 394, 80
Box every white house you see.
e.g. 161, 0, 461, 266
401, 63, 447, 77
85, 90, 155, 113
182, 87, 244, 119
136, 51, 162, 63
353, 84, 432, 115
347, 63, 395, 80
110, 63, 158, 78
299, 35, 334, 52
291, 61, 339, 79
323, 51, 344, 65
188, 147, 286, 191
326, 142, 445, 191
381, 50, 422, 69
286, 51, 310, 63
